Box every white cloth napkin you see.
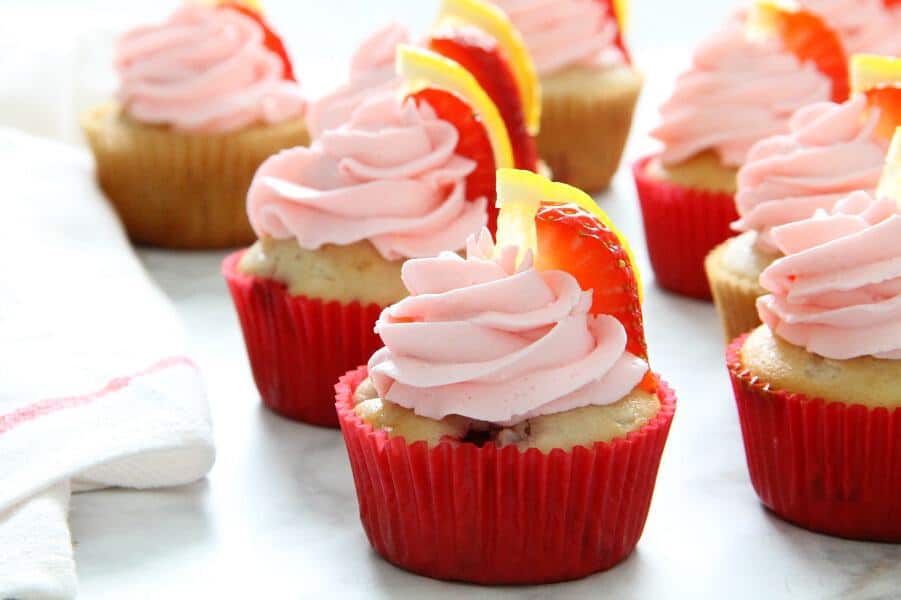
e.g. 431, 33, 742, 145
0, 129, 216, 599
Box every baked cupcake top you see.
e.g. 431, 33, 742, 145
306, 23, 409, 138
802, 0, 901, 55
488, 0, 627, 76
652, 6, 845, 168
116, 4, 305, 133
733, 95, 886, 252
368, 230, 648, 425
757, 190, 901, 359
246, 92, 486, 260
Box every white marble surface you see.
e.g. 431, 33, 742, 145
40, 0, 899, 597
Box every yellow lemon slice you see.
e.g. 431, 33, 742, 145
495, 168, 642, 299
612, 0, 629, 33
435, 0, 541, 135
196, 0, 264, 12
396, 45, 514, 171
851, 54, 901, 93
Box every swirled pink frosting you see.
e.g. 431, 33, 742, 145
758, 191, 901, 359
801, 0, 901, 55
652, 12, 832, 167
733, 95, 886, 252
247, 93, 486, 261
306, 23, 409, 138
489, 0, 624, 76
116, 5, 305, 133
368, 230, 649, 425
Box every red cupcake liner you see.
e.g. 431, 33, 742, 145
727, 335, 901, 542
336, 366, 677, 584
223, 251, 385, 427
632, 155, 738, 300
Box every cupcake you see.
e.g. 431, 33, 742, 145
306, 22, 410, 138
707, 94, 889, 340
708, 54, 900, 340
336, 169, 676, 583
635, 2, 849, 298
727, 181, 901, 541
224, 46, 525, 426
82, 2, 308, 249
489, 0, 640, 192
801, 0, 901, 55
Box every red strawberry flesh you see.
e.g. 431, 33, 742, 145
429, 25, 538, 172
220, 3, 296, 81
410, 88, 499, 232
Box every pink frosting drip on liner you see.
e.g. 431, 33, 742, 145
247, 92, 487, 261
651, 12, 832, 168
758, 192, 901, 360
306, 23, 409, 138
116, 5, 305, 133
733, 96, 887, 252
489, 0, 624, 76
368, 231, 649, 425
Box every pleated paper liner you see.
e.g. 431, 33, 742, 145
727, 335, 901, 542
82, 102, 310, 249
336, 366, 677, 584
537, 70, 642, 194
223, 251, 385, 427
705, 240, 768, 341
633, 155, 738, 300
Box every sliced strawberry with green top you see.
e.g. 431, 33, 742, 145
410, 88, 499, 230
219, 2, 296, 81
750, 1, 849, 102
429, 25, 538, 171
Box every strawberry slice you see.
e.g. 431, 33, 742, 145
219, 3, 296, 81
751, 2, 849, 102
595, 0, 632, 64
410, 88, 499, 231
884, 0, 901, 7
851, 54, 901, 141
533, 204, 646, 362
429, 25, 538, 171
866, 87, 901, 140
496, 169, 653, 392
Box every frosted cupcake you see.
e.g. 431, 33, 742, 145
82, 3, 308, 249
336, 170, 676, 583
489, 0, 641, 192
306, 22, 409, 138
706, 94, 888, 340
223, 46, 523, 425
728, 185, 901, 541
634, 3, 848, 298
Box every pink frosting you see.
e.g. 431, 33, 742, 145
489, 0, 624, 76
247, 93, 486, 261
368, 230, 649, 425
801, 0, 901, 55
758, 191, 901, 360
306, 23, 409, 138
733, 95, 886, 252
116, 5, 305, 133
651, 12, 832, 167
